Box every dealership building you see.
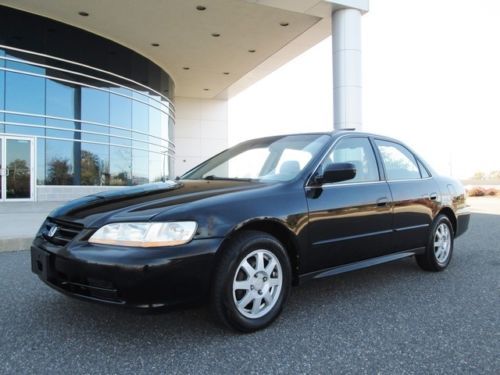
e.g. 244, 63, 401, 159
0, 0, 367, 202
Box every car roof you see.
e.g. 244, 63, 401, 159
240, 129, 397, 143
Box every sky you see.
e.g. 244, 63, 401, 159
228, 0, 500, 179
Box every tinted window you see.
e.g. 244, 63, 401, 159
110, 88, 132, 147
110, 146, 131, 185
46, 139, 74, 185
80, 143, 109, 186
375, 140, 420, 180
5, 69, 45, 136
81, 88, 109, 143
319, 137, 379, 183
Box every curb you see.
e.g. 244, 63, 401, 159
0, 237, 33, 253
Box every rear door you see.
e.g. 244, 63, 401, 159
304, 136, 393, 273
373, 139, 440, 251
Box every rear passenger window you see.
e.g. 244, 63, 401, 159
319, 137, 379, 183
375, 140, 421, 180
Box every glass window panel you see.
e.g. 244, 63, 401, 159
6, 138, 31, 199
133, 90, 151, 110
132, 149, 149, 185
0, 49, 4, 131
110, 146, 131, 186
149, 106, 161, 137
110, 90, 132, 147
110, 89, 132, 127
46, 119, 79, 139
81, 122, 109, 143
37, 138, 45, 185
46, 79, 77, 118
375, 140, 421, 181
6, 58, 45, 75
80, 143, 109, 186
82, 88, 110, 123
132, 96, 149, 134
81, 87, 109, 143
45, 139, 74, 185
160, 112, 169, 146
149, 151, 164, 183
5, 114, 45, 136
320, 137, 380, 183
149, 93, 162, 111
5, 71, 45, 115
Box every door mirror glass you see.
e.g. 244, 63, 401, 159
318, 162, 356, 184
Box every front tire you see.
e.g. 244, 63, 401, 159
211, 230, 291, 332
416, 214, 454, 271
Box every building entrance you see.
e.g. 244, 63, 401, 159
0, 136, 34, 201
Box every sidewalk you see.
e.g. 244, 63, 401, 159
0, 201, 65, 252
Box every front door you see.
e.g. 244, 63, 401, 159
304, 136, 393, 274
0, 136, 35, 201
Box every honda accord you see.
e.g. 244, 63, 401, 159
31, 131, 470, 332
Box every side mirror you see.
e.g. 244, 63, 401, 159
316, 162, 356, 184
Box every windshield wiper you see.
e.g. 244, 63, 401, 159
203, 175, 254, 182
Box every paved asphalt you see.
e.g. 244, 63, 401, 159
0, 213, 498, 374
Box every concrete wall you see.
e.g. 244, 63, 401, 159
174, 97, 228, 176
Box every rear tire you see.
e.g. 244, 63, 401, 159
211, 230, 291, 332
416, 214, 454, 271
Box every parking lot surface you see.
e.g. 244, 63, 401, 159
0, 212, 498, 374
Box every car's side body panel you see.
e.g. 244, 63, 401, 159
304, 182, 393, 274
384, 178, 440, 251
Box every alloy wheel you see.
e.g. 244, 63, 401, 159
232, 249, 283, 319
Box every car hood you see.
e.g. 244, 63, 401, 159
49, 180, 265, 228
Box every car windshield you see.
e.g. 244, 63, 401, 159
181, 134, 331, 182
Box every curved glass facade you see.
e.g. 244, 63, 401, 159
0, 6, 175, 190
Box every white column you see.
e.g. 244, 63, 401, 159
332, 8, 362, 130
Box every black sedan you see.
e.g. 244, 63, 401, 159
31, 131, 470, 332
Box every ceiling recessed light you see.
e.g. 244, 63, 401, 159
183, 67, 190, 70
223, 72, 230, 75
203, 88, 210, 91
280, 22, 289, 27
196, 5, 206, 11
248, 49, 256, 53
78, 11, 89, 17
151, 43, 160, 47
211, 33, 220, 37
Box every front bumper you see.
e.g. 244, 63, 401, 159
31, 236, 224, 308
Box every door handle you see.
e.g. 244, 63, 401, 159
430, 193, 438, 201
376, 197, 389, 207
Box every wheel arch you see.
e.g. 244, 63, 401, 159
216, 219, 301, 286
438, 206, 457, 235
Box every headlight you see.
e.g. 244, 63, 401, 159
88, 222, 197, 247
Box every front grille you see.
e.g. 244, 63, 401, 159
43, 219, 83, 246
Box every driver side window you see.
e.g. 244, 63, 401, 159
319, 137, 380, 183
